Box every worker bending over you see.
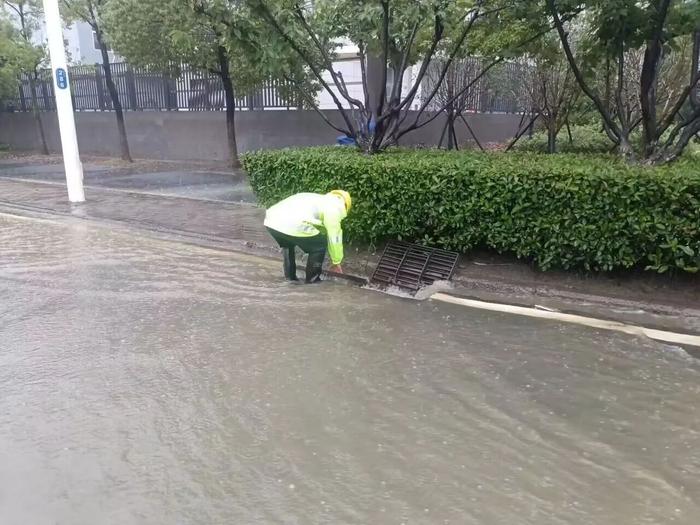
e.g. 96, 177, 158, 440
264, 190, 352, 283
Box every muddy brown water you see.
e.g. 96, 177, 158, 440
1, 215, 699, 525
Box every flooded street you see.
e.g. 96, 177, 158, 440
1, 214, 699, 525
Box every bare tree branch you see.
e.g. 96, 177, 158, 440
4, 1, 23, 20
358, 41, 370, 111
505, 112, 540, 151
406, 1, 552, 126
547, 0, 622, 140
395, 57, 503, 141
459, 113, 484, 151
388, 17, 421, 104
292, 5, 365, 111
283, 74, 351, 136
88, 0, 98, 18
389, 3, 482, 126
376, 10, 445, 124
662, 104, 700, 150
61, 0, 98, 34
654, 107, 700, 163
657, 69, 700, 137
251, 0, 357, 136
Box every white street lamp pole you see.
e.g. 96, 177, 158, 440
42, 0, 85, 203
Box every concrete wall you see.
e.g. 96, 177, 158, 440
0, 110, 523, 161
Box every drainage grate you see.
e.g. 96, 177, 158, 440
370, 241, 460, 292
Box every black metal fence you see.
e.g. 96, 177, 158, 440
472, 61, 532, 114
7, 62, 301, 112
4, 59, 530, 114
423, 58, 532, 115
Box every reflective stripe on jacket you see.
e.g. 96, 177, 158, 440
264, 193, 347, 265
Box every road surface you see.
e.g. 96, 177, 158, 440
1, 214, 699, 524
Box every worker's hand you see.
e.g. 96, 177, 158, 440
329, 264, 344, 274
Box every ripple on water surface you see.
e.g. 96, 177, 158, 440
1, 215, 699, 525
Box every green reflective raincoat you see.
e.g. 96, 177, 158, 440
264, 193, 347, 265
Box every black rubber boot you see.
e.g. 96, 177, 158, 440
283, 247, 298, 281
305, 250, 325, 284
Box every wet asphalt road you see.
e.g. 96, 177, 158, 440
1, 214, 699, 525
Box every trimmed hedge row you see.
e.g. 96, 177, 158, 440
243, 147, 700, 273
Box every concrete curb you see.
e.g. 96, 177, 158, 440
431, 293, 700, 349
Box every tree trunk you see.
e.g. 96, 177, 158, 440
366, 54, 386, 152
547, 123, 557, 154
28, 73, 49, 155
692, 30, 700, 108
438, 119, 448, 148
447, 112, 456, 151
640, 43, 663, 159
548, 0, 624, 145
619, 134, 635, 161
450, 117, 459, 151
447, 116, 455, 150
641, 0, 673, 160
99, 45, 132, 162
217, 45, 240, 169
528, 114, 536, 138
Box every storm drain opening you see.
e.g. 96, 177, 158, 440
370, 240, 460, 292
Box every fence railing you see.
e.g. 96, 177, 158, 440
7, 62, 302, 112
4, 59, 530, 115
422, 58, 532, 115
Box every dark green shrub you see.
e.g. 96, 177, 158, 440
515, 124, 612, 155
243, 147, 700, 273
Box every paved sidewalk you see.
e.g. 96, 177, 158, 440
0, 177, 270, 249
0, 158, 256, 203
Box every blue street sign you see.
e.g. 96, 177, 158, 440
55, 68, 68, 89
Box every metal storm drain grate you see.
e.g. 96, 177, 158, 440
370, 241, 460, 292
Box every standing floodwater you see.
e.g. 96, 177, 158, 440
1, 215, 699, 525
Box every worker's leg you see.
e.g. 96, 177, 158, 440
282, 247, 298, 281
266, 227, 299, 281
305, 250, 326, 283
297, 234, 328, 284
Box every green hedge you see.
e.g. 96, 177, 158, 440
243, 147, 700, 273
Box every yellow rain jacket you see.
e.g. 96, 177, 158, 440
264, 193, 348, 265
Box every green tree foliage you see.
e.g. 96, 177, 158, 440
106, 0, 311, 168
245, 0, 550, 153
62, 0, 133, 161
106, 0, 260, 87
0, 15, 26, 100
3, 1, 49, 153
545, 0, 700, 164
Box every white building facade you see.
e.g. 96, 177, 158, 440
3, 3, 119, 65
38, 19, 120, 65
317, 41, 422, 110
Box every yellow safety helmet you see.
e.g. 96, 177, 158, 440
329, 189, 352, 212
